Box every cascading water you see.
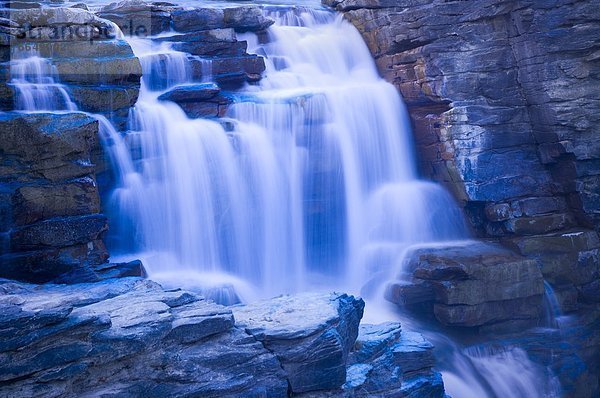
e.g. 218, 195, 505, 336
91, 6, 561, 398
9, 54, 77, 111
106, 9, 468, 299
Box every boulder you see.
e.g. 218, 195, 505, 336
385, 241, 545, 332
232, 292, 365, 393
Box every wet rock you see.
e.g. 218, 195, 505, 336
336, 0, 600, 241
0, 281, 430, 397
158, 83, 221, 103
12, 177, 100, 226
9, 7, 109, 28
171, 6, 274, 34
0, 112, 98, 182
171, 7, 225, 33
334, 322, 445, 397
233, 292, 365, 393
0, 112, 110, 283
223, 6, 274, 33
10, 214, 107, 250
69, 85, 139, 114
98, 0, 175, 36
53, 56, 141, 86
386, 241, 545, 331
157, 84, 232, 119
157, 83, 232, 118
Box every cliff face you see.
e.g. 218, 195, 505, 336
327, 0, 599, 310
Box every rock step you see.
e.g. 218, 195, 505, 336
386, 241, 546, 332
0, 279, 447, 398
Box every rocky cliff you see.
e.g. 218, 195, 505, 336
326, 0, 599, 394
326, 0, 599, 319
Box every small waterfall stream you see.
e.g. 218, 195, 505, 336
8, 5, 564, 397
9, 55, 77, 111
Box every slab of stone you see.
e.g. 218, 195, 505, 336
233, 292, 364, 393
386, 241, 545, 330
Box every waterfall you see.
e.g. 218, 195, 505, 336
542, 281, 564, 329
105, 9, 468, 300
9, 55, 77, 112
90, 6, 560, 397
439, 342, 561, 398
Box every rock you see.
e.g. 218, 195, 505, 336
0, 112, 98, 182
0, 112, 111, 283
188, 55, 266, 89
99, 11, 171, 36
232, 292, 365, 393
336, 322, 445, 397
0, 280, 442, 398
9, 7, 109, 28
10, 214, 108, 250
93, 259, 148, 280
223, 6, 275, 33
156, 83, 232, 118
12, 177, 100, 226
157, 83, 221, 103
385, 241, 545, 331
69, 85, 139, 114
170, 6, 274, 34
336, 0, 600, 241
171, 7, 225, 33
53, 56, 142, 85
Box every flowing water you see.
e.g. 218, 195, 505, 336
9, 55, 77, 111
8, 5, 562, 397
106, 9, 469, 300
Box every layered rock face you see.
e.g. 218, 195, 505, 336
330, 1, 600, 395
0, 278, 445, 398
0, 7, 143, 128
0, 113, 110, 282
386, 241, 546, 333
328, 0, 599, 315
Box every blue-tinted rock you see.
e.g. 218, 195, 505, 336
233, 292, 365, 393
157, 83, 221, 103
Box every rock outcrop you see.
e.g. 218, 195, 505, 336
328, 2, 599, 394
0, 113, 108, 283
0, 278, 445, 398
386, 241, 545, 333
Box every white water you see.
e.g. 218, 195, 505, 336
441, 342, 561, 398
106, 10, 468, 300
9, 55, 77, 111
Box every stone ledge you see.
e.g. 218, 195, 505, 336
0, 279, 445, 398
